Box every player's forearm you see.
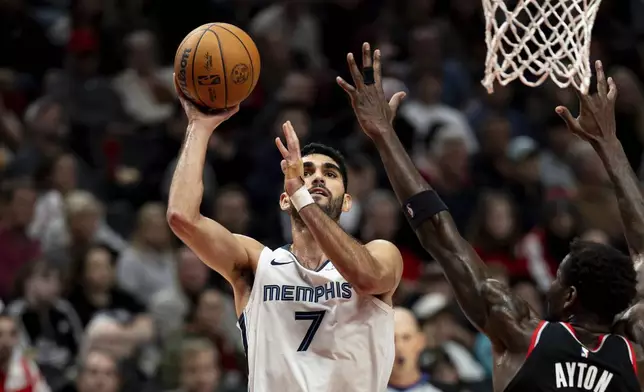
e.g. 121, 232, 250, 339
371, 129, 490, 325
167, 123, 211, 223
371, 129, 475, 256
298, 205, 389, 294
595, 138, 644, 256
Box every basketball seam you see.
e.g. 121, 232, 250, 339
212, 24, 255, 98
208, 29, 228, 108
191, 28, 212, 108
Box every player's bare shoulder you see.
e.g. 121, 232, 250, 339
364, 239, 402, 264
614, 303, 644, 388
364, 239, 403, 305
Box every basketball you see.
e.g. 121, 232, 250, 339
174, 23, 261, 110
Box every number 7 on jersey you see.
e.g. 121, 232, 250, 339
294, 310, 326, 351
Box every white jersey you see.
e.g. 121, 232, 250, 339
238, 246, 395, 392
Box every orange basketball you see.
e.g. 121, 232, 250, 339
174, 23, 261, 110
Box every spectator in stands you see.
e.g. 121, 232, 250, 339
160, 289, 244, 390
518, 198, 580, 292
0, 179, 39, 300
506, 136, 544, 230
0, 310, 51, 392
421, 124, 477, 232
399, 73, 476, 159
116, 202, 177, 306
211, 186, 251, 239
471, 116, 512, 189
149, 247, 210, 340
539, 116, 578, 194
358, 189, 400, 243
414, 292, 486, 389
174, 338, 243, 392
60, 349, 120, 392
250, 2, 324, 71
569, 142, 623, 240
42, 190, 126, 267
6, 99, 68, 179
388, 307, 442, 392
112, 30, 174, 126
339, 155, 377, 235
468, 191, 526, 278
467, 82, 530, 138
8, 260, 83, 389
30, 152, 78, 242
67, 244, 144, 327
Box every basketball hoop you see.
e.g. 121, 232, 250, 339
481, 0, 603, 94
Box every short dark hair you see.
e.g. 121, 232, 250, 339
563, 240, 637, 323
300, 143, 348, 191
0, 178, 35, 204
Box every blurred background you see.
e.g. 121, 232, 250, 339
0, 0, 643, 391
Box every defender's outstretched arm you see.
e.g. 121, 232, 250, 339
336, 43, 535, 347
557, 61, 644, 293
558, 62, 644, 385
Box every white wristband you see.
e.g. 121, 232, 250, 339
290, 186, 314, 212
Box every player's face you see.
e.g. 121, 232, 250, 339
281, 153, 351, 221
545, 255, 576, 322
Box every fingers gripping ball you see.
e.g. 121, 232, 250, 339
174, 23, 261, 110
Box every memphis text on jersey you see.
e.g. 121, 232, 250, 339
555, 362, 613, 392
263, 282, 353, 303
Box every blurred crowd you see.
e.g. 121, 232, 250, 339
1, 0, 644, 391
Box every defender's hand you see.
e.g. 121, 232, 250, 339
336, 42, 406, 139
173, 73, 239, 132
556, 60, 618, 145
275, 121, 305, 195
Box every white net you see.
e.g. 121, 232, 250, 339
481, 0, 603, 94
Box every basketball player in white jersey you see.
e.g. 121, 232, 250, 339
167, 79, 404, 391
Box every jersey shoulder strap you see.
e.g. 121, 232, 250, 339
526, 320, 549, 357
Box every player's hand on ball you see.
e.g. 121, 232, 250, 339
555, 60, 618, 144
173, 73, 239, 131
336, 42, 406, 139
275, 121, 305, 195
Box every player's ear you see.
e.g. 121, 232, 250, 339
563, 286, 577, 310
342, 193, 352, 213
279, 192, 291, 212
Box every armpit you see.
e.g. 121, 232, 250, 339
482, 279, 529, 317
481, 278, 536, 351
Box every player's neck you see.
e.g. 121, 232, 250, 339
290, 223, 327, 269
567, 314, 612, 335
388, 367, 424, 389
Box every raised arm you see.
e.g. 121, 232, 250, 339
336, 43, 536, 348
166, 79, 263, 285
556, 61, 644, 294
275, 121, 402, 296
557, 62, 644, 384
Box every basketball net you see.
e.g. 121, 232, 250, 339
481, 0, 602, 94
